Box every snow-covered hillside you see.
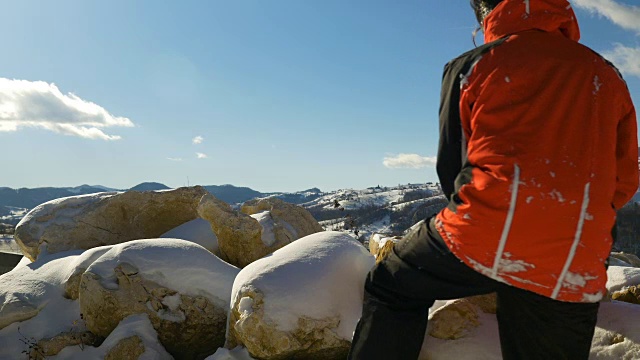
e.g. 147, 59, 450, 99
301, 183, 439, 210
297, 183, 447, 243
0, 206, 28, 226
0, 235, 20, 255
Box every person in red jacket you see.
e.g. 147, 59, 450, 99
348, 0, 638, 359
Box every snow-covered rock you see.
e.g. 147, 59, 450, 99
52, 314, 173, 360
198, 194, 323, 268
606, 266, 640, 294
14, 186, 208, 260
590, 301, 640, 359
241, 197, 323, 242
367, 233, 401, 259
0, 249, 113, 358
0, 238, 238, 359
197, 194, 265, 268
606, 262, 640, 306
33, 330, 102, 358
0, 249, 88, 331
207, 346, 256, 360
226, 231, 375, 359
161, 217, 219, 254
78, 239, 238, 359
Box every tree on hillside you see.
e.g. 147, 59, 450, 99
616, 203, 640, 256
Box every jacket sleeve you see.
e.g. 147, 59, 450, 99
436, 62, 464, 201
613, 104, 639, 209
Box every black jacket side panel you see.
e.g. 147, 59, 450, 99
436, 38, 508, 208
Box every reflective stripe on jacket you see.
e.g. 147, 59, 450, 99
434, 0, 638, 303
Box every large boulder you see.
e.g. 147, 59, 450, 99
240, 197, 324, 240
226, 231, 375, 359
0, 249, 96, 332
0, 248, 112, 358
198, 195, 323, 268
14, 186, 208, 260
78, 239, 238, 359
0, 239, 236, 359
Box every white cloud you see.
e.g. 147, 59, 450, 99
0, 78, 134, 140
603, 43, 640, 77
571, 1, 640, 78
383, 153, 437, 169
192, 136, 204, 144
196, 152, 208, 159
572, 0, 640, 33
167, 157, 183, 161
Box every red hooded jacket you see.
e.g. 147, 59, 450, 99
434, 0, 638, 302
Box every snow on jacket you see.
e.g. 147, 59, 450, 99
434, 0, 638, 303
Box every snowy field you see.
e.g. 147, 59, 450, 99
0, 206, 28, 224
0, 235, 20, 254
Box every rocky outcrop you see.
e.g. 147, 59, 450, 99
375, 241, 396, 264
104, 336, 145, 360
608, 256, 640, 304
198, 195, 323, 268
50, 314, 174, 359
240, 197, 324, 240
611, 286, 640, 305
79, 262, 228, 360
0, 300, 39, 330
14, 186, 208, 260
428, 293, 497, 340
368, 234, 401, 259
197, 194, 263, 268
226, 231, 375, 359
31, 331, 103, 358
228, 290, 350, 360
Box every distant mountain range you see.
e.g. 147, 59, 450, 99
0, 182, 326, 220
0, 182, 445, 246
0, 185, 115, 211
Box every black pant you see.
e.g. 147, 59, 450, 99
348, 218, 599, 360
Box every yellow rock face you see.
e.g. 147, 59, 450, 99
428, 293, 497, 340
15, 186, 208, 260
611, 286, 640, 305
79, 262, 227, 359
198, 195, 324, 268
104, 336, 145, 360
227, 289, 351, 360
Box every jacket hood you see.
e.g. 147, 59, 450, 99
483, 0, 580, 43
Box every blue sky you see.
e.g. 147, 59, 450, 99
1, 0, 639, 192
